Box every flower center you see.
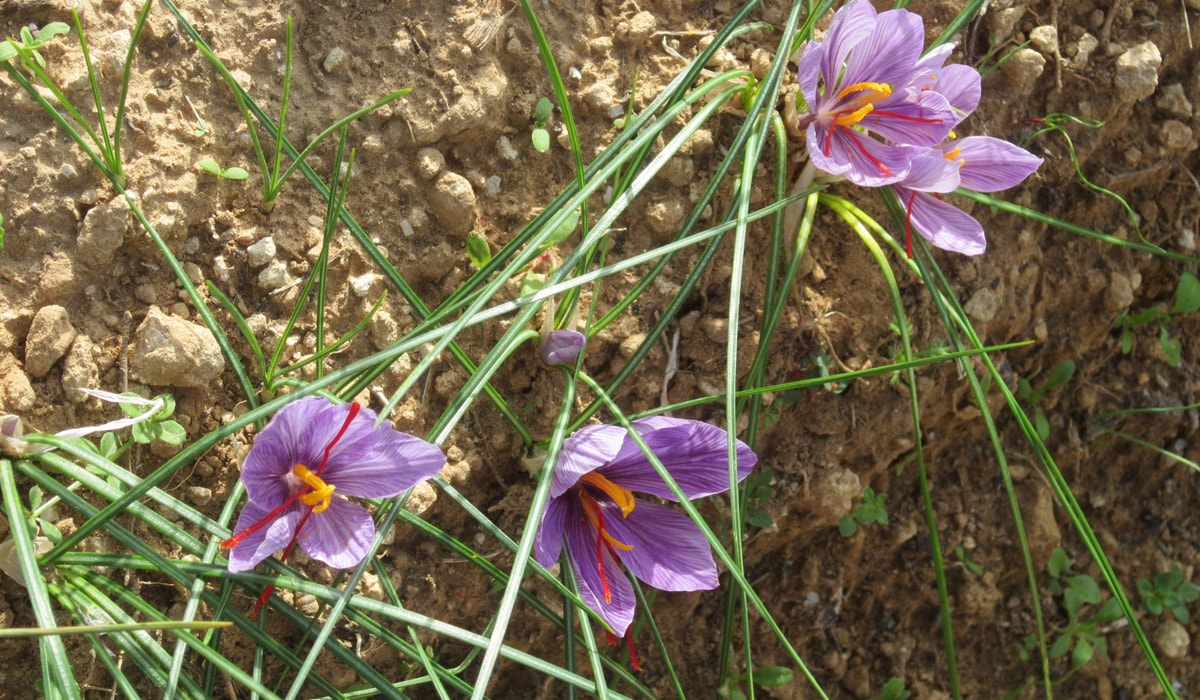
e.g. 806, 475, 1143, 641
833, 81, 892, 128
293, 464, 335, 513
577, 472, 637, 605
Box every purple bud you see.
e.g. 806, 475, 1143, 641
539, 330, 586, 366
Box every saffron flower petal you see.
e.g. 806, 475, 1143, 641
536, 416, 756, 637
295, 497, 376, 569
600, 499, 719, 592
548, 423, 626, 498
227, 501, 302, 573
598, 417, 757, 500
955, 136, 1044, 192
225, 395, 445, 574
533, 493, 569, 567
539, 329, 587, 366
898, 186, 988, 255
564, 499, 637, 635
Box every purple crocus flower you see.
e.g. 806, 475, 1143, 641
222, 396, 445, 574
539, 329, 586, 366
534, 417, 757, 636
796, 0, 956, 186
890, 137, 1043, 255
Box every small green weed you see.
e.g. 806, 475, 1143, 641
838, 487, 889, 537
718, 666, 793, 699
531, 96, 553, 153
870, 677, 912, 700
743, 469, 775, 529
0, 21, 70, 71
1138, 565, 1200, 623
953, 545, 984, 576
1113, 271, 1200, 367
1016, 359, 1075, 440
197, 157, 249, 182
1019, 547, 1123, 669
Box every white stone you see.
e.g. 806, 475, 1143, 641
246, 236, 276, 267
1114, 41, 1162, 103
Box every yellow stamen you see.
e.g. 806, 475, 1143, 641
579, 491, 634, 551
293, 464, 335, 513
831, 81, 893, 128
942, 145, 965, 168
834, 103, 875, 127
581, 472, 636, 517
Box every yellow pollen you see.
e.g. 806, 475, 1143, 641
293, 464, 335, 514
942, 146, 965, 167
581, 472, 636, 517
579, 491, 634, 551
832, 81, 892, 128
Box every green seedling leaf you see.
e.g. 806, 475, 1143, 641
1049, 634, 1072, 659
545, 208, 581, 247
0, 41, 16, 63
38, 518, 62, 544
753, 667, 793, 688
1034, 409, 1050, 441
531, 128, 550, 153
534, 96, 553, 126
1170, 271, 1200, 315
1069, 574, 1102, 606
222, 166, 250, 180
1043, 359, 1075, 390
197, 158, 222, 176
466, 230, 492, 269
838, 515, 857, 537
1047, 547, 1070, 578
28, 485, 43, 513
157, 421, 186, 445
1072, 637, 1094, 667
744, 508, 773, 529
37, 22, 70, 42
520, 273, 545, 297
1160, 326, 1182, 367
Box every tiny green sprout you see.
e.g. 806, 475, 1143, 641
1016, 359, 1075, 440
838, 487, 889, 537
466, 230, 492, 270
1138, 565, 1200, 623
717, 666, 793, 698
953, 545, 984, 576
0, 21, 70, 70
531, 97, 553, 153
197, 157, 249, 182
1114, 271, 1199, 367
870, 677, 912, 700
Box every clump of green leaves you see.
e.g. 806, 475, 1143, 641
1138, 565, 1200, 623
0, 21, 70, 71
531, 97, 553, 153
718, 666, 793, 699
870, 677, 912, 700
23, 485, 63, 544
838, 487, 889, 537
1016, 359, 1075, 440
197, 157, 249, 182
1113, 271, 1200, 367
1019, 547, 1122, 668
92, 392, 186, 462
742, 469, 775, 529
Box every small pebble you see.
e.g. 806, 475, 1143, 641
186, 486, 212, 506
246, 236, 276, 268
322, 46, 348, 74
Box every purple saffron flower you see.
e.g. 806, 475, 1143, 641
891, 136, 1043, 256
796, 0, 956, 186
539, 329, 586, 366
534, 417, 757, 636
222, 396, 445, 574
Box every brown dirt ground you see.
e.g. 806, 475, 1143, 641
1, 0, 1200, 698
